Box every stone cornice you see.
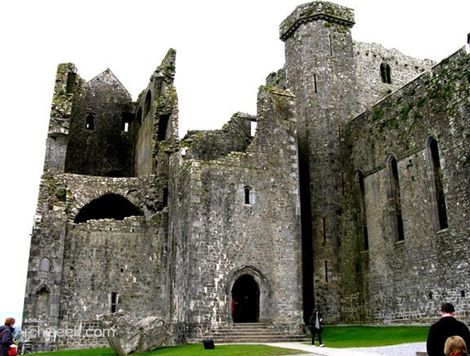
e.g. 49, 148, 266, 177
280, 1, 354, 41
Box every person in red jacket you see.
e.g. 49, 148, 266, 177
427, 303, 470, 356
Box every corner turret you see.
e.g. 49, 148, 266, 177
280, 1, 354, 41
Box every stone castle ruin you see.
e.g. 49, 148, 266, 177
23, 1, 470, 351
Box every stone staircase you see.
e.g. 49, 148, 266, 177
208, 323, 309, 343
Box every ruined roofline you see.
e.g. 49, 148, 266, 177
87, 68, 132, 99
280, 1, 354, 41
349, 46, 468, 127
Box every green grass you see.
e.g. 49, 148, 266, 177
28, 344, 306, 355
320, 325, 428, 348
29, 325, 429, 354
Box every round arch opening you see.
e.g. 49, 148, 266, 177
231, 274, 260, 323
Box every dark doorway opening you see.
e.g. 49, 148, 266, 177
231, 275, 259, 323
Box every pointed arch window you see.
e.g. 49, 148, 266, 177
428, 138, 448, 230
389, 156, 405, 241
380, 62, 392, 84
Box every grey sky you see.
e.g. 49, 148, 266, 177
0, 0, 468, 324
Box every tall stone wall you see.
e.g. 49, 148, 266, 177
169, 86, 303, 339
353, 42, 434, 116
343, 48, 470, 322
281, 1, 359, 321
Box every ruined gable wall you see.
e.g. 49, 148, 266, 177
353, 42, 434, 117
344, 49, 470, 322
169, 86, 303, 339
134, 49, 178, 177
64, 71, 135, 177
182, 112, 255, 161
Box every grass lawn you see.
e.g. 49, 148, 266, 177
320, 325, 429, 348
28, 325, 429, 354
27, 343, 306, 355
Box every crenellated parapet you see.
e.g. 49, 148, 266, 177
280, 1, 354, 41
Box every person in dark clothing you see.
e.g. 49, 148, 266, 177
0, 317, 15, 356
308, 308, 324, 347
427, 303, 470, 356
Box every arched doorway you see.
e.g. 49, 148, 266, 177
231, 274, 259, 323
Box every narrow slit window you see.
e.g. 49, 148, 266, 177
313, 73, 318, 93
163, 186, 168, 207
389, 157, 405, 241
244, 186, 252, 205
429, 138, 448, 230
110, 292, 119, 313
328, 33, 333, 55
86, 114, 94, 130
250, 121, 257, 137
324, 261, 328, 283
357, 171, 369, 250
322, 217, 327, 243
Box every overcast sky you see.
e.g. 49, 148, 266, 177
1, 0, 469, 326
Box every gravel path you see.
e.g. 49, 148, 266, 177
264, 341, 427, 356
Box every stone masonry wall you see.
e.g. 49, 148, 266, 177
344, 48, 470, 322
354, 42, 434, 116
281, 1, 358, 321
23, 173, 171, 347
170, 86, 303, 339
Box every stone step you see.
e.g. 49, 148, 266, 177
212, 336, 309, 343
207, 323, 308, 344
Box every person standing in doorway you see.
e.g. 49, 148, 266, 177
308, 308, 324, 347
427, 303, 470, 356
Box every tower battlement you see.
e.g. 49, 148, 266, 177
280, 1, 354, 41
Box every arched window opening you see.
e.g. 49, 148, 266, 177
35, 287, 50, 319
74, 194, 143, 223
389, 157, 405, 241
144, 91, 152, 118
231, 275, 259, 323
356, 171, 369, 250
429, 138, 448, 230
66, 72, 77, 94
244, 186, 252, 205
380, 62, 392, 84
39, 258, 51, 272
86, 114, 95, 130
157, 115, 170, 141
